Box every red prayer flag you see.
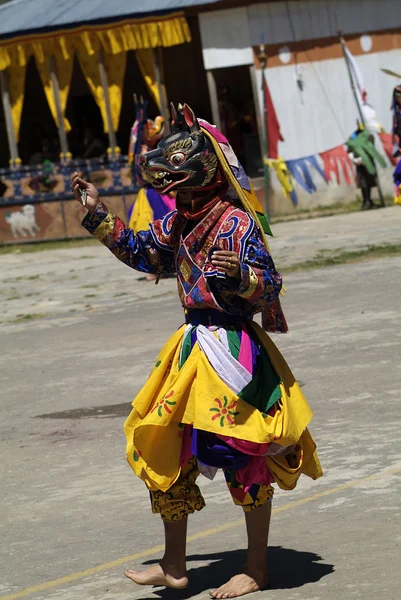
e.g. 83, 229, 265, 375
264, 78, 284, 159
378, 132, 397, 165
320, 146, 355, 185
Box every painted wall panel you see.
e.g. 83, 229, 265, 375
255, 46, 401, 159
199, 7, 253, 69
198, 1, 399, 206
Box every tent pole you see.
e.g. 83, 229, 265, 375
249, 64, 264, 163
49, 56, 69, 162
206, 70, 222, 131
0, 69, 20, 166
152, 48, 170, 133
97, 49, 118, 158
258, 44, 270, 221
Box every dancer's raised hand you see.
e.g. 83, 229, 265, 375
71, 171, 99, 213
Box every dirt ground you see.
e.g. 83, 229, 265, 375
1, 206, 400, 600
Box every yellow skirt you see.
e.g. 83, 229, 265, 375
124, 322, 323, 492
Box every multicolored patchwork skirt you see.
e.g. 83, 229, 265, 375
124, 320, 322, 493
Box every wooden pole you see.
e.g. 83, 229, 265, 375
152, 48, 170, 134
249, 64, 265, 172
258, 44, 271, 221
339, 35, 384, 206
49, 55, 69, 161
0, 69, 20, 165
97, 49, 118, 158
206, 70, 222, 131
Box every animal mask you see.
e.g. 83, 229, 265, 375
139, 104, 219, 194
142, 116, 165, 149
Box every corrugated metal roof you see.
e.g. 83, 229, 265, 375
0, 0, 222, 39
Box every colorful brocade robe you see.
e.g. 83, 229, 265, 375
82, 198, 287, 333
82, 199, 322, 492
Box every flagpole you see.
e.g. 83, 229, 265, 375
258, 43, 271, 222
339, 34, 385, 206
339, 35, 365, 126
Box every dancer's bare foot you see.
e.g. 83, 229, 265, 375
124, 562, 188, 589
209, 570, 269, 599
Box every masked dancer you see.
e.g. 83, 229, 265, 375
71, 103, 322, 599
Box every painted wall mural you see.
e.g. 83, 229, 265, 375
0, 157, 137, 244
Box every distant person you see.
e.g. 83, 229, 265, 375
393, 159, 401, 206
391, 84, 401, 157
127, 105, 175, 282
347, 127, 378, 210
29, 137, 57, 165
81, 128, 106, 159
218, 84, 242, 156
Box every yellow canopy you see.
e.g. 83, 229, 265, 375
0, 12, 191, 143
0, 13, 191, 70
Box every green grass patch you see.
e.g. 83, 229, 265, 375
271, 197, 394, 224
283, 243, 401, 273
3, 274, 41, 282
12, 313, 47, 323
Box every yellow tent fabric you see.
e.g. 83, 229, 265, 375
77, 47, 127, 134
35, 55, 73, 133
0, 13, 190, 140
136, 48, 167, 111
0, 13, 191, 71
8, 65, 26, 142
124, 323, 322, 492
106, 51, 127, 132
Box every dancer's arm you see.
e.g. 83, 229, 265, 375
235, 226, 283, 307
71, 172, 176, 275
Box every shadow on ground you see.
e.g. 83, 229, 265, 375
136, 546, 334, 598
34, 402, 131, 419
34, 383, 305, 420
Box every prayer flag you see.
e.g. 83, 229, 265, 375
264, 78, 284, 159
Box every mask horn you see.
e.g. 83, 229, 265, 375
170, 102, 181, 133
183, 103, 200, 132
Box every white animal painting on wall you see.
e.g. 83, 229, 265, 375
4, 204, 41, 238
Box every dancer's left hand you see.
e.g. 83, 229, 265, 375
211, 250, 241, 279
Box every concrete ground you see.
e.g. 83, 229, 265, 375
0, 206, 400, 600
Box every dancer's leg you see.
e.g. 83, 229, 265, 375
125, 456, 204, 588
125, 517, 189, 588
209, 500, 272, 598
210, 476, 273, 599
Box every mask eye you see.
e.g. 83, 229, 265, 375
170, 152, 185, 166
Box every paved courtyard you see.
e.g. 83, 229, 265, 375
0, 206, 400, 600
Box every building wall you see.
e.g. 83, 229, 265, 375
198, 0, 401, 210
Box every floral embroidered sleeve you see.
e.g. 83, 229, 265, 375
232, 226, 283, 308
81, 203, 178, 275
